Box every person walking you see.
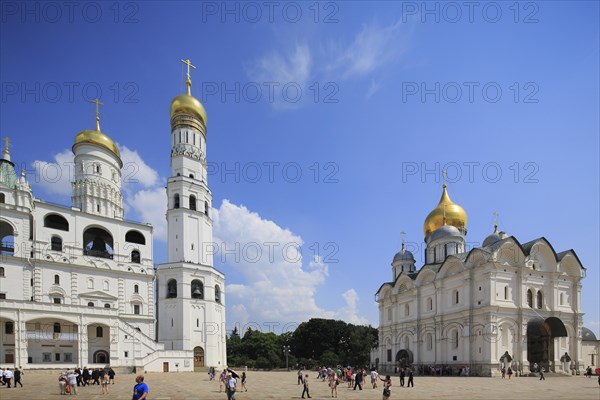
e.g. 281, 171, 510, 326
67, 370, 78, 395
539, 367, 545, 381
82, 367, 90, 386
301, 374, 311, 399
329, 370, 338, 398
4, 368, 13, 388
59, 373, 67, 395
100, 369, 109, 394
407, 369, 414, 387
353, 368, 363, 390
399, 368, 405, 387
219, 369, 227, 392
132, 375, 148, 400
240, 371, 248, 392
226, 372, 237, 400
379, 375, 392, 400
371, 369, 379, 388
507, 367, 513, 379
13, 367, 22, 388
108, 368, 116, 384
297, 368, 304, 385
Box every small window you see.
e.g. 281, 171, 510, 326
53, 274, 60, 285
454, 290, 459, 305
64, 353, 72, 362
88, 302, 95, 307
426, 333, 433, 350
196, 318, 199, 328
96, 326, 103, 337
134, 284, 139, 294
88, 278, 94, 289
453, 330, 459, 348
134, 304, 140, 315
215, 285, 221, 303
387, 349, 392, 362
167, 279, 177, 298
103, 280, 109, 291
104, 303, 111, 309
124, 351, 129, 358
53, 298, 62, 304
174, 194, 180, 209
204, 201, 209, 216
0, 293, 6, 299
5, 322, 14, 334
559, 293, 564, 305
131, 250, 141, 264
97, 204, 100, 212
55, 353, 61, 361
537, 291, 543, 309
53, 323, 61, 333
427, 297, 433, 311
189, 174, 195, 179
51, 236, 63, 252
0, 193, 4, 203
191, 280, 204, 299
189, 195, 197, 211
504, 286, 509, 300
527, 289, 533, 308
404, 304, 410, 316
0, 267, 4, 277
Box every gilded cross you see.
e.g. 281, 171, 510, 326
442, 168, 447, 186
181, 59, 196, 80
89, 98, 103, 130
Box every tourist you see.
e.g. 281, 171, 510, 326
399, 367, 405, 387
329, 370, 338, 398
59, 372, 67, 395
586, 366, 592, 378
350, 369, 355, 388
301, 374, 311, 399
1, 368, 6, 386
407, 368, 414, 387
13, 367, 22, 388
219, 369, 227, 392
67, 370, 78, 395
298, 368, 304, 385
507, 367, 513, 379
82, 367, 90, 386
240, 371, 248, 392
353, 367, 363, 390
108, 368, 116, 384
379, 375, 392, 400
501, 367, 506, 378
226, 372, 237, 400
100, 369, 109, 394
539, 367, 545, 381
371, 369, 379, 388
4, 368, 12, 388
132, 375, 148, 400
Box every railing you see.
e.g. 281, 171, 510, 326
83, 249, 114, 259
1, 241, 14, 255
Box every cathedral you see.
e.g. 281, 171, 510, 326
372, 181, 591, 376
0, 61, 226, 372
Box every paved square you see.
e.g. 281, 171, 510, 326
0, 370, 598, 399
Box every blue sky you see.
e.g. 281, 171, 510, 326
1, 1, 598, 335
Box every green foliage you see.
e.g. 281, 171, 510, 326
226, 319, 377, 369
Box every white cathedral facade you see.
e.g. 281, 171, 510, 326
0, 63, 226, 372
373, 182, 590, 376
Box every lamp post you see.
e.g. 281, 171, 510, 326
283, 345, 291, 371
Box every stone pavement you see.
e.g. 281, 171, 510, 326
0, 370, 598, 399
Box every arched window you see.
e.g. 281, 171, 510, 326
559, 293, 564, 305
404, 336, 409, 349
104, 303, 111, 308
504, 286, 509, 300
0, 193, 5, 203
0, 267, 4, 277
167, 279, 177, 298
54, 274, 60, 285
125, 230, 146, 245
191, 279, 204, 299
43, 214, 69, 231
189, 195, 197, 211
204, 201, 209, 216
53, 322, 61, 333
215, 285, 221, 303
453, 330, 459, 348
527, 289, 533, 308
96, 326, 103, 337
174, 194, 180, 209
537, 291, 543, 309
426, 333, 433, 350
51, 235, 62, 251
189, 174, 194, 179
0, 220, 15, 256
103, 280, 109, 291
453, 290, 459, 305
88, 301, 95, 307
134, 284, 139, 294
131, 250, 141, 264
87, 278, 94, 289
404, 304, 410, 316
83, 226, 114, 259
427, 297, 433, 311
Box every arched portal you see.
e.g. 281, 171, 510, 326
527, 317, 568, 372
93, 350, 109, 364
88, 324, 110, 364
194, 346, 205, 370
395, 349, 413, 368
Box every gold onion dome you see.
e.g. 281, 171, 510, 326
73, 114, 122, 165
423, 183, 468, 238
170, 59, 207, 126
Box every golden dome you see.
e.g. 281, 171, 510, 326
73, 123, 122, 165
423, 184, 468, 238
170, 93, 207, 125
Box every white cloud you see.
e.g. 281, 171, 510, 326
213, 199, 368, 328
128, 187, 167, 241
32, 149, 74, 198
120, 145, 159, 188
366, 79, 382, 100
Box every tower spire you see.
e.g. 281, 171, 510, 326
181, 58, 197, 96
90, 98, 103, 131
2, 137, 10, 161
400, 231, 406, 252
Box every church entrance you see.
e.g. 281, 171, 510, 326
93, 350, 109, 364
194, 346, 205, 370
527, 317, 567, 372
395, 349, 413, 368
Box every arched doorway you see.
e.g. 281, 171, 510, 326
194, 346, 205, 370
94, 350, 109, 364
395, 349, 413, 368
527, 317, 567, 372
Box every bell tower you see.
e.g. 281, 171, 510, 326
157, 59, 226, 369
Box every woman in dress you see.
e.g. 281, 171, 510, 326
379, 375, 392, 400
241, 371, 248, 392
100, 369, 109, 394
329, 370, 338, 398
219, 369, 227, 392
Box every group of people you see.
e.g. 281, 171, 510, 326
297, 366, 408, 399
214, 367, 247, 400
57, 367, 116, 395
1, 367, 23, 388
